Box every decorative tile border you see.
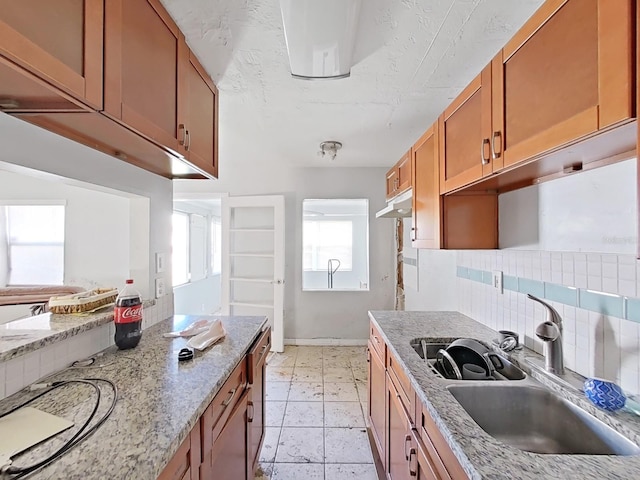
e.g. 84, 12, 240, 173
458, 267, 638, 322
403, 256, 417, 267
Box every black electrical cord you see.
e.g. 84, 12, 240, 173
1, 378, 118, 478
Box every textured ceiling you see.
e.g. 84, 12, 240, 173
160, 0, 544, 169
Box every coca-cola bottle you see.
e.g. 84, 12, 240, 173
114, 279, 143, 350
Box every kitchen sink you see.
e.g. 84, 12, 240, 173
447, 384, 640, 455
409, 338, 526, 381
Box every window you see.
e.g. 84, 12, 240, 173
303, 221, 353, 271
172, 212, 189, 286
302, 199, 369, 291
3, 205, 65, 285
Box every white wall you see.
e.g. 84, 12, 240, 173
499, 159, 637, 253
174, 275, 222, 315
0, 170, 133, 290
0, 112, 173, 301
174, 165, 395, 342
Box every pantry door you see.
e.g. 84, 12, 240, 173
222, 195, 285, 352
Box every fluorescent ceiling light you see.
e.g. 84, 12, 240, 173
280, 0, 362, 80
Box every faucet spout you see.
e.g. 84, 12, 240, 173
527, 294, 564, 375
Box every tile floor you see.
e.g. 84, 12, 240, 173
255, 346, 378, 480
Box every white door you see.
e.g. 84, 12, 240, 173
222, 195, 285, 352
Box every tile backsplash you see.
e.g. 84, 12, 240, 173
0, 294, 174, 400
456, 250, 640, 396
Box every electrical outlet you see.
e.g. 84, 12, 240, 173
155, 278, 166, 298
492, 271, 503, 294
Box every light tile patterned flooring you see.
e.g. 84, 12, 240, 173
256, 346, 378, 480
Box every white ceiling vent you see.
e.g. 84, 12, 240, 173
279, 0, 362, 80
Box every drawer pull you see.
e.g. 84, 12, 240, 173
222, 387, 237, 407
404, 434, 412, 460
247, 401, 254, 422
408, 447, 417, 476
481, 138, 490, 165
491, 130, 502, 160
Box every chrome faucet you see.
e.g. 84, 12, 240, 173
527, 294, 564, 375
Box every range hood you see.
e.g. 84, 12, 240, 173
375, 189, 412, 218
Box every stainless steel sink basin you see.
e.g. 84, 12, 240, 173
447, 384, 640, 455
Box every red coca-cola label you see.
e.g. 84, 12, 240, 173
114, 305, 143, 324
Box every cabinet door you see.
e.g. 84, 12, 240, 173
104, 0, 183, 151
368, 342, 386, 465
439, 63, 492, 193
182, 50, 219, 177
247, 328, 270, 473
0, 0, 103, 110
396, 150, 412, 195
203, 388, 250, 480
417, 404, 468, 480
157, 422, 201, 480
412, 122, 442, 249
386, 373, 413, 480
386, 167, 398, 199
409, 430, 441, 480
493, 0, 633, 169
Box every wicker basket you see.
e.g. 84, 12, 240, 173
49, 288, 118, 314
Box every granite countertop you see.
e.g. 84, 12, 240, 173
369, 310, 640, 480
0, 314, 267, 479
0, 300, 155, 362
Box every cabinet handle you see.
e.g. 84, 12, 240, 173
373, 335, 380, 344
404, 434, 412, 460
222, 387, 237, 407
185, 129, 191, 151
491, 131, 502, 160
366, 349, 370, 363
179, 124, 187, 147
247, 401, 254, 422
481, 138, 490, 165
408, 447, 417, 476
411, 227, 416, 242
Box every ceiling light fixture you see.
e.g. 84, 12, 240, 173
279, 0, 362, 80
318, 141, 342, 161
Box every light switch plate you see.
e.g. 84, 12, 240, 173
155, 253, 166, 273
492, 271, 503, 294
155, 278, 166, 298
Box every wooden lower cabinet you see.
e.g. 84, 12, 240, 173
367, 321, 468, 480
247, 328, 271, 472
157, 421, 201, 480
159, 328, 270, 480
386, 372, 414, 480
368, 342, 386, 463
202, 388, 251, 480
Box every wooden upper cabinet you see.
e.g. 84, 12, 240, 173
492, 0, 634, 169
386, 168, 398, 199
104, 0, 182, 151
439, 63, 494, 194
0, 0, 103, 111
411, 121, 442, 249
182, 51, 219, 177
386, 150, 412, 199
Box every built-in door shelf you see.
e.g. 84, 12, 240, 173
230, 277, 273, 284
229, 253, 275, 258
230, 302, 274, 309
230, 228, 275, 233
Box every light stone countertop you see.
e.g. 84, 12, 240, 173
0, 314, 267, 479
368, 310, 640, 480
0, 299, 156, 362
